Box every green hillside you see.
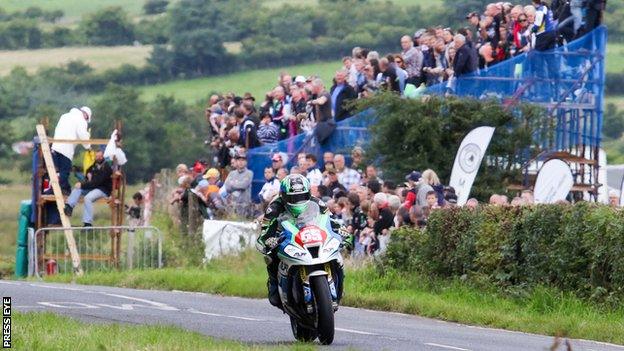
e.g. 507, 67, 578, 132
139, 60, 342, 103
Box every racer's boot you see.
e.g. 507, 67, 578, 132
267, 259, 283, 310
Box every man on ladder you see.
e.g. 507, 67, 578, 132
49, 106, 93, 195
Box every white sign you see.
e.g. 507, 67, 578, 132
449, 126, 495, 206
619, 174, 624, 207
202, 220, 258, 261
534, 159, 574, 204
597, 149, 608, 203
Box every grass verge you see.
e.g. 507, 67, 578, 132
12, 311, 315, 351
43, 250, 624, 345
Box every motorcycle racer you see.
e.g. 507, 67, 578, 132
257, 174, 352, 309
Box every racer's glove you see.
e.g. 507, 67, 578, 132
338, 227, 354, 251
265, 237, 280, 251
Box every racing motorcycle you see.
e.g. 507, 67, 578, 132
264, 202, 345, 345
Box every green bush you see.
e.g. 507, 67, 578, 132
384, 204, 624, 303
354, 93, 548, 201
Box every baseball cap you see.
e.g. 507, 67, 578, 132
234, 150, 247, 159
295, 75, 306, 83
405, 171, 422, 182
466, 11, 479, 19
271, 153, 282, 162
413, 29, 426, 39
80, 106, 92, 122
203, 168, 220, 179
445, 193, 458, 204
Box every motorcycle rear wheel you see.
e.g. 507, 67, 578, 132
310, 275, 335, 345
290, 316, 317, 342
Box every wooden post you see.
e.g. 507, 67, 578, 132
35, 125, 83, 276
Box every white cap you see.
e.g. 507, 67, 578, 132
80, 106, 92, 122
294, 75, 306, 83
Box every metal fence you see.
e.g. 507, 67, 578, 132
30, 226, 162, 278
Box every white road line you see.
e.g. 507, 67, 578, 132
13, 305, 44, 308
38, 302, 99, 309
424, 342, 472, 351
187, 308, 263, 321
29, 283, 84, 291
335, 327, 378, 335
100, 292, 178, 311
0, 281, 22, 285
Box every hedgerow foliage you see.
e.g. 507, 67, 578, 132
384, 204, 624, 304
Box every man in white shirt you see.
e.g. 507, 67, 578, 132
305, 153, 323, 187
258, 167, 280, 206
50, 106, 92, 195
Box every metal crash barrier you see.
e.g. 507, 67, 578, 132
30, 226, 162, 278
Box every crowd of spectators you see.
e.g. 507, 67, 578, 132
203, 1, 606, 157
168, 0, 606, 230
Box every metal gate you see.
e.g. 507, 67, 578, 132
30, 226, 162, 278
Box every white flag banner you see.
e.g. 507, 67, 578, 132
597, 149, 608, 204
534, 159, 574, 204
449, 126, 495, 206
619, 174, 624, 207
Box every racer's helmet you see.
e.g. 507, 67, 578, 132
280, 174, 311, 217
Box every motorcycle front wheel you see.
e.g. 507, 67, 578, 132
310, 275, 335, 345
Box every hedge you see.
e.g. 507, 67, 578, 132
384, 203, 624, 304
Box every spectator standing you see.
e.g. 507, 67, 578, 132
350, 147, 366, 174
325, 169, 346, 195
334, 154, 361, 190
452, 34, 478, 77
50, 106, 93, 195
531, 0, 556, 51
270, 153, 287, 174
126, 192, 144, 227
378, 58, 401, 92
305, 154, 323, 186
257, 112, 280, 145
322, 152, 334, 171
372, 192, 393, 254
330, 69, 358, 122
258, 167, 280, 205
401, 35, 424, 85
238, 106, 260, 149
310, 79, 332, 123
222, 151, 253, 218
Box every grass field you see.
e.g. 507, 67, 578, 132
13, 312, 315, 351
264, 0, 442, 7
139, 60, 342, 103
606, 42, 624, 74
0, 45, 152, 75
0, 0, 149, 22
43, 250, 624, 345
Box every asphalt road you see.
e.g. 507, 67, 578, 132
1, 280, 623, 351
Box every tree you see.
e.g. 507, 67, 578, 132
143, 0, 169, 15
80, 7, 135, 46
93, 85, 205, 183
603, 104, 624, 140
442, 0, 490, 26
353, 93, 547, 201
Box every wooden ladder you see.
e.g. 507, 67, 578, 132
36, 124, 84, 276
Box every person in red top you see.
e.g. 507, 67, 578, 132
403, 171, 421, 210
